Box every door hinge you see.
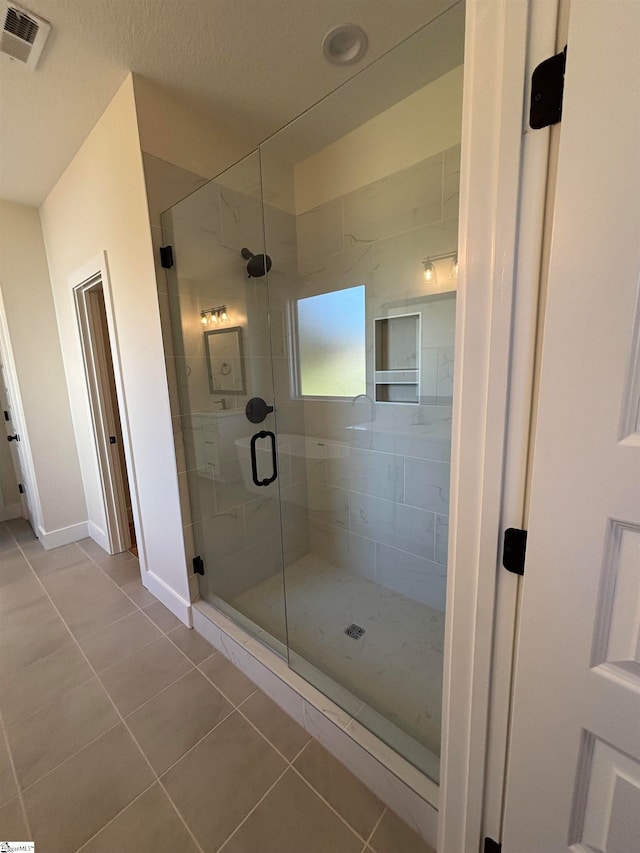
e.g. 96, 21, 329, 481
193, 555, 205, 576
530, 45, 567, 129
503, 527, 527, 575
160, 245, 174, 269
484, 838, 502, 853
18, 483, 24, 494
109, 436, 116, 445
3, 410, 9, 421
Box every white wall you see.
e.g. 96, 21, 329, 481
295, 66, 464, 213
134, 76, 253, 181
39, 74, 191, 619
0, 200, 86, 538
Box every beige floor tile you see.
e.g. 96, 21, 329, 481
76, 537, 108, 560
77, 611, 162, 672
121, 579, 156, 608
142, 600, 183, 633
168, 625, 215, 664
1, 643, 93, 726
29, 543, 90, 576
42, 562, 116, 605
23, 724, 154, 853
101, 558, 141, 588
0, 731, 17, 807
99, 637, 193, 716
222, 768, 362, 853
0, 600, 69, 677
241, 690, 310, 761
199, 652, 257, 705
162, 711, 286, 851
294, 739, 384, 841
0, 599, 71, 676
63, 587, 137, 640
91, 549, 139, 569
0, 796, 29, 839
369, 809, 434, 853
0, 550, 30, 588
6, 678, 119, 789
127, 669, 232, 774
6, 518, 36, 543
80, 783, 199, 852
0, 575, 45, 615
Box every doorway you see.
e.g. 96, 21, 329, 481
74, 276, 136, 556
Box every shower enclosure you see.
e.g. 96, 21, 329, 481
161, 5, 463, 784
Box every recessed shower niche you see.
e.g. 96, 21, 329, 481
374, 313, 420, 403
162, 3, 463, 788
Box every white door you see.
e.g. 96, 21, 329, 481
0, 356, 31, 524
502, 1, 640, 851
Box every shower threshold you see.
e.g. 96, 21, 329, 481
192, 598, 440, 847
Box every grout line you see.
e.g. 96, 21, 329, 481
365, 806, 387, 848
288, 763, 373, 847
10, 534, 206, 853
0, 707, 32, 840
74, 778, 159, 852
216, 763, 291, 852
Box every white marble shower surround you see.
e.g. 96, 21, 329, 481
192, 599, 439, 848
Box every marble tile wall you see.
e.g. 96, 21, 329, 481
292, 148, 460, 611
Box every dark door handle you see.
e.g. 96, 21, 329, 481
7, 434, 19, 442
246, 397, 274, 424
250, 430, 278, 487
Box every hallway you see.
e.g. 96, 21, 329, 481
0, 518, 432, 852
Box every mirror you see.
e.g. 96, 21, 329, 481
204, 326, 246, 395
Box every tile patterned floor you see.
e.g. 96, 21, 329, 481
0, 517, 434, 853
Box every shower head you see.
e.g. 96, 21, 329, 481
241, 247, 272, 278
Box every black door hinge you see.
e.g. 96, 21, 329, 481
3, 410, 9, 421
160, 245, 174, 269
193, 555, 205, 576
484, 838, 502, 853
503, 527, 527, 575
18, 483, 24, 494
530, 45, 567, 129
109, 436, 116, 445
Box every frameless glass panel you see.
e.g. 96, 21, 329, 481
161, 152, 287, 654
257, 3, 464, 781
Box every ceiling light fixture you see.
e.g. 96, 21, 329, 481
322, 23, 368, 66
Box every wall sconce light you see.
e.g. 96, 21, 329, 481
200, 305, 230, 325
422, 260, 435, 283
422, 253, 459, 287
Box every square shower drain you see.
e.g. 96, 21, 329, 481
345, 623, 365, 639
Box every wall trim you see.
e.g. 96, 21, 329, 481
37, 520, 89, 550
192, 599, 438, 847
143, 569, 192, 627
87, 520, 109, 552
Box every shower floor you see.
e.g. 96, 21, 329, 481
232, 553, 444, 772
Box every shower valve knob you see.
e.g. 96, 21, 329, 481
246, 397, 274, 424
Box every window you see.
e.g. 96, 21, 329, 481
296, 285, 366, 398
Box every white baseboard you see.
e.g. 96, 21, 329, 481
192, 600, 438, 847
87, 521, 110, 552
143, 569, 192, 627
0, 502, 22, 522
37, 521, 89, 550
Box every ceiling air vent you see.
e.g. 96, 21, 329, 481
0, 2, 50, 69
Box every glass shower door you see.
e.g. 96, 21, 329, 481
257, 7, 463, 782
161, 152, 287, 651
